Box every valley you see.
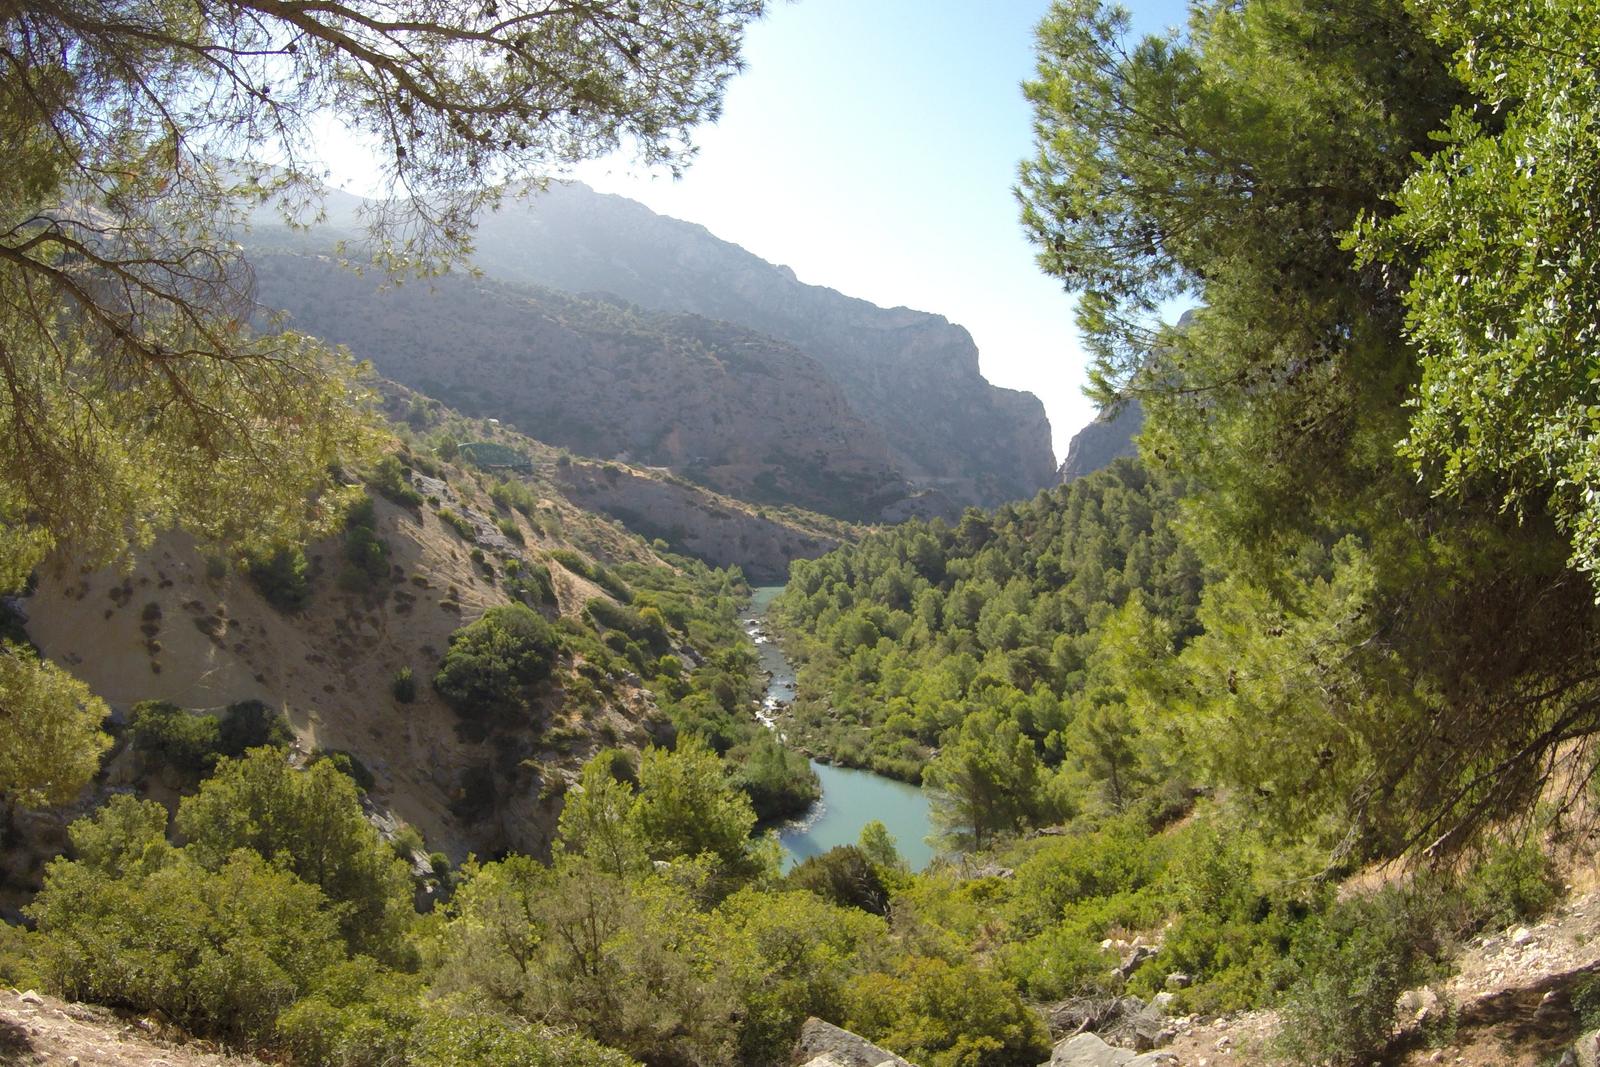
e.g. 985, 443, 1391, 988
5, 1, 1600, 1066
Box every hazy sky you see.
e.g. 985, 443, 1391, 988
322, 1, 1193, 461
569, 0, 1191, 460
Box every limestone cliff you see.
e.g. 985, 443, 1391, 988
249, 248, 909, 520
450, 182, 1057, 506
1056, 401, 1143, 484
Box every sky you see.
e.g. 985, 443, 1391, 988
568, 0, 1192, 460
322, 0, 1193, 461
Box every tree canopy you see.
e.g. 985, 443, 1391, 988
1017, 0, 1600, 857
0, 0, 766, 805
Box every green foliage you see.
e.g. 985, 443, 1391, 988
772, 459, 1200, 808
630, 738, 764, 892
246, 544, 313, 612
844, 956, 1050, 1067
923, 711, 1049, 852
407, 1012, 640, 1067
433, 604, 559, 723
785, 846, 889, 915
391, 666, 417, 703
436, 508, 476, 540
729, 734, 820, 823
1276, 885, 1448, 1066
128, 700, 221, 778
504, 561, 557, 607
1352, 0, 1600, 587
369, 454, 424, 510
218, 699, 294, 755
31, 846, 343, 1043
340, 495, 392, 593
175, 749, 414, 961
129, 698, 291, 781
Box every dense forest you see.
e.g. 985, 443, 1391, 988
5, 0, 1600, 1065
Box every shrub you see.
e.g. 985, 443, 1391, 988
437, 508, 475, 540
1276, 885, 1448, 1066
369, 454, 423, 509
341, 496, 391, 592
433, 604, 559, 722
176, 750, 414, 962
31, 847, 343, 1043
844, 956, 1050, 1067
496, 517, 525, 545
128, 700, 222, 778
1459, 836, 1561, 931
218, 699, 293, 756
315, 749, 377, 793
245, 544, 311, 612
391, 666, 417, 703
786, 846, 888, 915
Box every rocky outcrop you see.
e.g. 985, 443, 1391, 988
462, 182, 1058, 507
790, 1018, 916, 1067
249, 248, 910, 520
555, 460, 845, 584
1041, 1034, 1176, 1067
1056, 401, 1142, 484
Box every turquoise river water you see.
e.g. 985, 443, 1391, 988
743, 587, 935, 871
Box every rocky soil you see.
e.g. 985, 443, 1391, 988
0, 990, 259, 1067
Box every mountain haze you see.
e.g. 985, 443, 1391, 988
468, 182, 1057, 506
250, 245, 910, 520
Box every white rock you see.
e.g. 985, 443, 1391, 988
1512, 926, 1534, 946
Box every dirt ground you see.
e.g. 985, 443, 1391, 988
0, 990, 261, 1067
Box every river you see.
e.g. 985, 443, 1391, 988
742, 586, 936, 871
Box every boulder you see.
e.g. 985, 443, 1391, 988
1042, 1033, 1178, 1067
791, 1018, 916, 1067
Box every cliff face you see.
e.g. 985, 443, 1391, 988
250, 250, 909, 520
1057, 401, 1143, 483
462, 182, 1058, 506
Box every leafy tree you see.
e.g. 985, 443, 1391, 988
1017, 0, 1600, 857
923, 711, 1045, 852
1353, 0, 1600, 584
0, 642, 109, 806
630, 737, 762, 888
557, 754, 648, 879
175, 748, 414, 961
433, 603, 559, 722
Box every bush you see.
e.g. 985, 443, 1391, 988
392, 666, 417, 703
31, 848, 343, 1043
218, 699, 293, 756
314, 749, 377, 793
844, 956, 1050, 1067
437, 508, 476, 540
369, 454, 423, 509
786, 846, 888, 915
245, 544, 311, 612
176, 750, 415, 962
341, 496, 391, 592
433, 604, 560, 722
1459, 836, 1561, 931
128, 700, 222, 778
1277, 885, 1448, 1066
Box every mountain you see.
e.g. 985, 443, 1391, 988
248, 244, 910, 520
254, 182, 1058, 510
1055, 400, 1143, 482
468, 182, 1057, 506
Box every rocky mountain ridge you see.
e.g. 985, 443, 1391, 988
255, 181, 1058, 511
249, 245, 909, 521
